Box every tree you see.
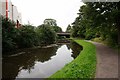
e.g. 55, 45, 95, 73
84, 2, 119, 45
44, 18, 57, 26
36, 24, 56, 45
71, 17, 80, 37
71, 2, 119, 46
16, 25, 38, 48
2, 16, 58, 53
51, 26, 62, 33
2, 16, 19, 52
66, 24, 72, 33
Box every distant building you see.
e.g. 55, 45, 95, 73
0, 0, 22, 28
44, 18, 57, 26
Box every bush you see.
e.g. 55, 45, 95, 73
106, 32, 118, 47
2, 16, 18, 52
36, 24, 56, 45
16, 25, 38, 48
51, 26, 62, 33
2, 16, 57, 53
2, 17, 57, 53
85, 29, 96, 40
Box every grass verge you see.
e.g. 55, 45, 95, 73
49, 39, 96, 78
92, 37, 119, 51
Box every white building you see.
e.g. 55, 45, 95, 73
0, 0, 22, 27
12, 5, 22, 24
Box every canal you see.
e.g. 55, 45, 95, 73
2, 41, 83, 79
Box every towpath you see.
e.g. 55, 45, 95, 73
91, 42, 118, 78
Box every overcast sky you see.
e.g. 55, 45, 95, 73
11, 0, 84, 31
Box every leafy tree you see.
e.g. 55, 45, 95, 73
16, 25, 38, 48
71, 17, 80, 37
36, 24, 56, 45
51, 26, 62, 33
71, 2, 119, 47
2, 15, 57, 53
44, 18, 57, 26
44, 18, 62, 33
66, 24, 72, 33
2, 16, 18, 52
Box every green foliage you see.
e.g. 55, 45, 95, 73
2, 16, 17, 52
51, 26, 62, 33
50, 39, 96, 78
16, 25, 38, 48
44, 18, 63, 40
71, 2, 119, 47
71, 17, 80, 37
2, 16, 57, 53
85, 28, 96, 40
36, 24, 56, 45
2, 17, 39, 52
66, 24, 72, 33
44, 18, 57, 26
50, 25, 63, 40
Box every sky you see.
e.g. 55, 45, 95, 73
11, 0, 84, 31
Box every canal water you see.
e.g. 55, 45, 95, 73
2, 41, 83, 79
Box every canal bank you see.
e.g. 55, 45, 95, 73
2, 40, 83, 79
50, 39, 96, 78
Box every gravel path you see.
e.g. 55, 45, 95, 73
91, 42, 118, 78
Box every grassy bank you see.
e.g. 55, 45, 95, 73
50, 39, 96, 78
92, 37, 120, 51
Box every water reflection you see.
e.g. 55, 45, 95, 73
2, 41, 82, 79
3, 46, 58, 79
70, 41, 83, 59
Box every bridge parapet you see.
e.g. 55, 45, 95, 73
57, 32, 70, 35
57, 32, 70, 38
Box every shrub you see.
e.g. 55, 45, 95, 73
36, 24, 56, 45
16, 25, 38, 48
2, 16, 18, 52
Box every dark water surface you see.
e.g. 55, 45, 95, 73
2, 41, 82, 79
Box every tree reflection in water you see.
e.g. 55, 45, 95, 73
66, 41, 83, 59
2, 46, 59, 79
2, 41, 83, 79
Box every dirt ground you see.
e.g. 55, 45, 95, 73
90, 42, 118, 78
